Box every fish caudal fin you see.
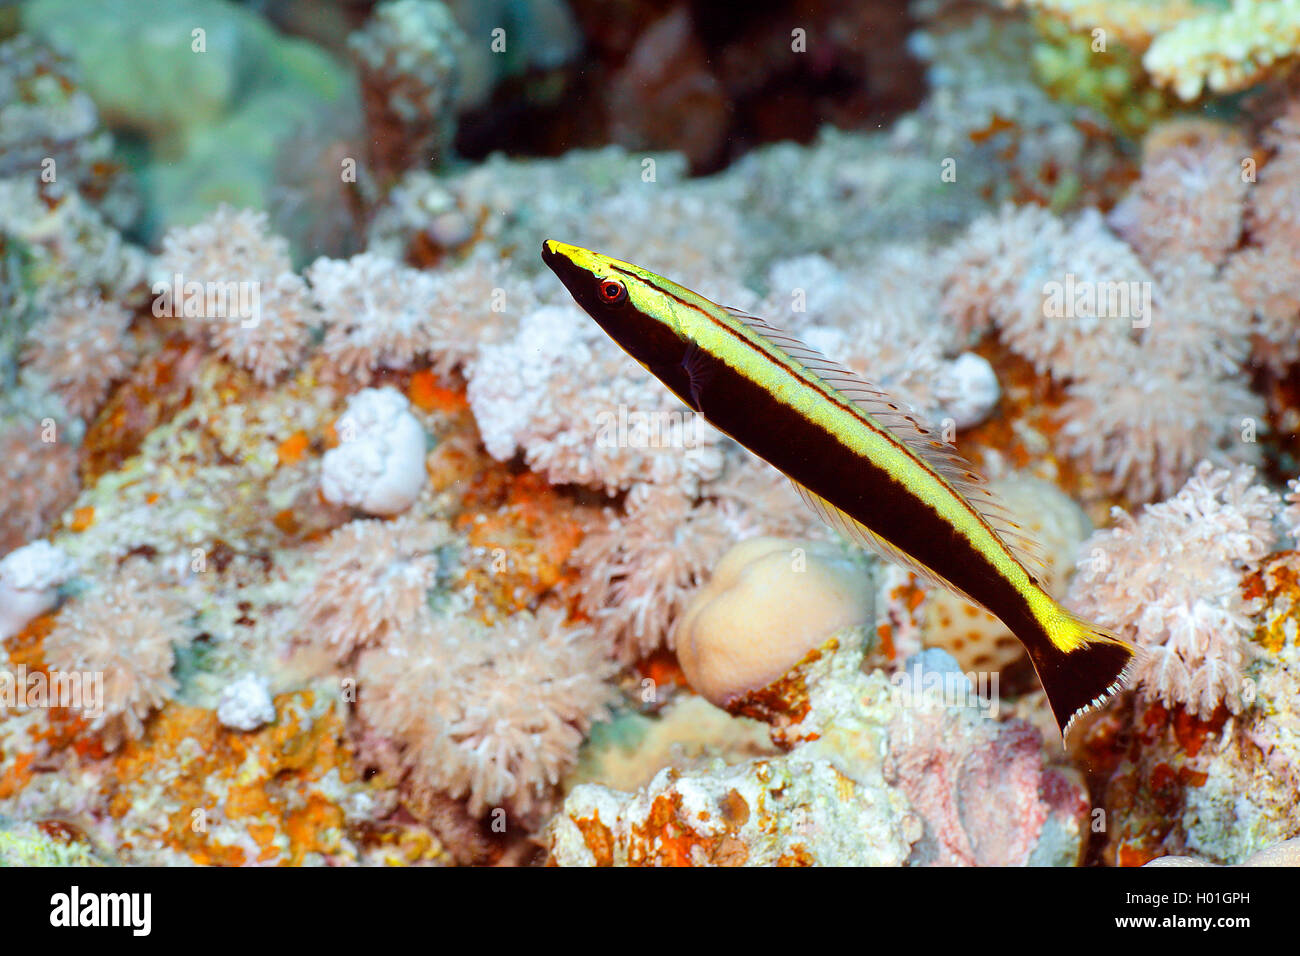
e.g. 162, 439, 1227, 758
1021, 608, 1138, 740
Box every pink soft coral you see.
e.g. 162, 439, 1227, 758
296, 516, 452, 660
155, 206, 313, 384
0, 418, 80, 553
941, 181, 1260, 502
21, 291, 135, 419
356, 605, 615, 822
307, 252, 440, 381
571, 483, 737, 663
42, 560, 192, 748
1068, 462, 1281, 716
1107, 121, 1249, 266
1223, 95, 1300, 373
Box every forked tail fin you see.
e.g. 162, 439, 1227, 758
1020, 608, 1138, 740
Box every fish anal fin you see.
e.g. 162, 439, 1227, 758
790, 479, 988, 613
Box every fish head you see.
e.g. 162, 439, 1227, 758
542, 240, 692, 367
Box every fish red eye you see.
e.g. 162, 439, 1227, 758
598, 278, 626, 304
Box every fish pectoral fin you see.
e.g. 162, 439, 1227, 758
681, 340, 714, 413
790, 478, 986, 612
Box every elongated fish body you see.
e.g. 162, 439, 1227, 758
542, 240, 1136, 738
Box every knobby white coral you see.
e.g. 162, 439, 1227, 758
1068, 462, 1282, 716
320, 387, 428, 516
357, 605, 616, 820
216, 674, 276, 732
0, 541, 75, 640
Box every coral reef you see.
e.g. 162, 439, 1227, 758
0, 177, 148, 342
155, 206, 313, 385
20, 291, 136, 419
0, 36, 138, 229
308, 250, 534, 381
3, 0, 1300, 873
0, 418, 81, 555
1077, 484, 1300, 866
102, 687, 389, 866
1026, 11, 1175, 138
905, 0, 1133, 212
567, 480, 799, 663
548, 751, 918, 867
547, 628, 1088, 866
296, 516, 451, 659
42, 559, 195, 748
939, 152, 1265, 503
1148, 836, 1300, 867
565, 695, 779, 794
1224, 94, 1300, 374
21, 0, 352, 242
0, 817, 108, 866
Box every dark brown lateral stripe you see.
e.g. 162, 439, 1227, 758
610, 262, 1014, 561
675, 345, 1039, 634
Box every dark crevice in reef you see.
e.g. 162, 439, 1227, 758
453, 0, 928, 176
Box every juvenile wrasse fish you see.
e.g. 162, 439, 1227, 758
542, 239, 1137, 739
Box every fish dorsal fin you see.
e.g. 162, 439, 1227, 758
721, 304, 1050, 583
